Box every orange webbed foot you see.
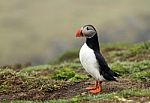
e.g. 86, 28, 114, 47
89, 86, 102, 94
87, 81, 102, 94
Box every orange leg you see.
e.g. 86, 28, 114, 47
90, 81, 102, 94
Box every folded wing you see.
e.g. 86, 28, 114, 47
94, 51, 120, 81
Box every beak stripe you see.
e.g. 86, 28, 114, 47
80, 30, 83, 36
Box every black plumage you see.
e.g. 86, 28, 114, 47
86, 26, 120, 81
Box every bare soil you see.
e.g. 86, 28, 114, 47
0, 78, 149, 101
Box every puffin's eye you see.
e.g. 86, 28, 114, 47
87, 27, 89, 30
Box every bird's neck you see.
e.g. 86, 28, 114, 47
86, 33, 100, 52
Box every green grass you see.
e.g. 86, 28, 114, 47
18, 65, 52, 76
0, 68, 17, 92
117, 88, 150, 98
4, 88, 150, 103
129, 40, 150, 55
102, 41, 150, 62
0, 65, 70, 94
1, 41, 150, 103
51, 67, 76, 80
131, 70, 150, 81
19, 65, 51, 73
50, 50, 79, 64
111, 60, 150, 75
51, 67, 89, 82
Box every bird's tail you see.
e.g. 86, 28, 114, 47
113, 72, 121, 77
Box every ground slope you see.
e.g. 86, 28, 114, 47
0, 41, 150, 103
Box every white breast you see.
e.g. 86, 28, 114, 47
79, 43, 105, 81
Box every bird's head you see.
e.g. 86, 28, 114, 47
76, 25, 97, 38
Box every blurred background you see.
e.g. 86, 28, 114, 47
0, 0, 150, 65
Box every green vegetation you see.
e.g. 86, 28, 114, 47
51, 67, 88, 82
81, 88, 150, 102
0, 68, 66, 94
1, 41, 150, 103
0, 68, 17, 92
129, 40, 150, 55
4, 88, 150, 103
50, 50, 79, 64
118, 88, 150, 98
52, 67, 76, 81
131, 70, 150, 81
18, 65, 52, 77
111, 60, 150, 75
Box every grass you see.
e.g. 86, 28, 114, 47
131, 70, 150, 81
51, 67, 89, 82
50, 50, 79, 64
118, 88, 150, 98
129, 40, 150, 55
1, 41, 150, 103
4, 88, 149, 103
19, 65, 52, 74
0, 67, 67, 94
52, 67, 75, 80
102, 40, 150, 62
18, 65, 52, 77
79, 88, 150, 102
111, 60, 150, 74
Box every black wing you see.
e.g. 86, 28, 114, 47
94, 51, 120, 81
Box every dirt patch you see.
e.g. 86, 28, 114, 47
0, 78, 149, 101
102, 48, 125, 53
125, 52, 150, 62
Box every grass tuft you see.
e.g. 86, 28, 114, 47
111, 60, 150, 75
129, 40, 150, 55
51, 67, 88, 82
131, 70, 150, 82
51, 67, 76, 81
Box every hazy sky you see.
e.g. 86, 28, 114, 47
0, 0, 150, 65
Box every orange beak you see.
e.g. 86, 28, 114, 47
76, 29, 81, 37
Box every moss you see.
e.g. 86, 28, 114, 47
0, 68, 16, 79
102, 41, 150, 62
55, 62, 81, 69
118, 88, 150, 98
111, 61, 128, 74
129, 40, 150, 55
0, 68, 17, 92
4, 89, 150, 103
25, 78, 66, 92
111, 60, 150, 75
51, 67, 88, 82
69, 74, 89, 82
51, 67, 76, 81
19, 65, 51, 74
76, 89, 150, 102
1, 41, 150, 102
18, 65, 52, 77
131, 70, 150, 82
0, 68, 68, 94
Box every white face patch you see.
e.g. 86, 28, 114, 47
81, 26, 96, 38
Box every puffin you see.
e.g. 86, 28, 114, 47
76, 25, 120, 94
